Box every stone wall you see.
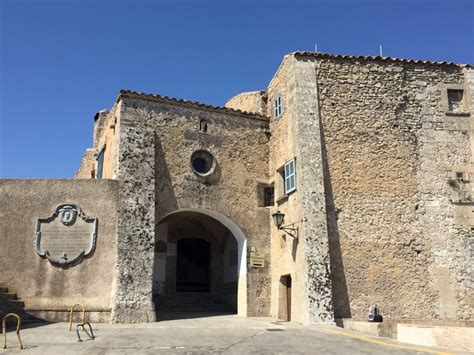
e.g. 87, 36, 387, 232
293, 53, 473, 321
0, 179, 120, 322
75, 103, 121, 179
111, 93, 271, 320
225, 90, 267, 115
75, 148, 96, 179
266, 55, 334, 324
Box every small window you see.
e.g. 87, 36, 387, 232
274, 96, 282, 118
96, 145, 106, 179
190, 150, 215, 176
284, 159, 296, 194
447, 89, 463, 113
258, 183, 275, 207
199, 119, 208, 132
264, 186, 274, 207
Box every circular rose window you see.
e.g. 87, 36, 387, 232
191, 150, 215, 176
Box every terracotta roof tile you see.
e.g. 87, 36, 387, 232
118, 90, 269, 121
292, 51, 472, 68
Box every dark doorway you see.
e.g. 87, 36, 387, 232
279, 275, 292, 321
176, 238, 210, 292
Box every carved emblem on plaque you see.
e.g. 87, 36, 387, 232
59, 205, 77, 226
35, 204, 98, 265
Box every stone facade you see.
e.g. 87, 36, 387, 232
111, 92, 271, 320
225, 90, 267, 115
57, 53, 474, 324
302, 54, 473, 322
2, 51, 472, 326
265, 55, 334, 323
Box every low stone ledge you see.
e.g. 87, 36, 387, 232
337, 319, 392, 338
25, 307, 112, 323
397, 324, 474, 352
337, 319, 474, 352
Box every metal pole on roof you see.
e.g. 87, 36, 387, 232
379, 45, 383, 57
315, 43, 318, 52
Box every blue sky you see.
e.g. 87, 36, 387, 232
1, 0, 473, 178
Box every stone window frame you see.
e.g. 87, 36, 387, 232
257, 182, 275, 207
199, 119, 208, 133
190, 149, 216, 177
441, 84, 470, 116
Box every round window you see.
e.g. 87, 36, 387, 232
191, 150, 215, 176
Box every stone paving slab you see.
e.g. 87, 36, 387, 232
2, 315, 469, 354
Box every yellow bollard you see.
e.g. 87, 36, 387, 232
68, 304, 85, 331
2, 313, 24, 350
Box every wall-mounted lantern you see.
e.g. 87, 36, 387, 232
271, 210, 298, 239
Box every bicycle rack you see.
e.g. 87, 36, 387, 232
68, 303, 85, 331
2, 313, 24, 350
76, 322, 95, 342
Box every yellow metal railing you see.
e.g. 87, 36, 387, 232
68, 304, 85, 331
2, 313, 24, 350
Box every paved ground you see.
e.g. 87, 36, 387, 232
2, 314, 467, 354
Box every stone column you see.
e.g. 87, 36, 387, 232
111, 102, 156, 323
292, 57, 334, 323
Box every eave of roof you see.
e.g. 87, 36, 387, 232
117, 89, 269, 122
292, 51, 472, 68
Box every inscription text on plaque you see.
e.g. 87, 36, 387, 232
35, 204, 98, 265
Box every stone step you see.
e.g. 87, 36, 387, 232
0, 299, 24, 308
0, 312, 40, 324
159, 302, 231, 307
156, 305, 233, 312
0, 308, 34, 320
155, 294, 217, 301
0, 293, 17, 300
0, 283, 36, 323
154, 293, 234, 313
155, 296, 220, 302
156, 299, 225, 306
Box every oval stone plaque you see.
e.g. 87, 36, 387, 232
34, 204, 98, 265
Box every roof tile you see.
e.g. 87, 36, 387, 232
118, 90, 269, 121
292, 51, 472, 68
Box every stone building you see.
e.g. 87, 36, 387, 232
1, 52, 473, 326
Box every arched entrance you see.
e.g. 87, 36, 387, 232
176, 238, 210, 292
153, 209, 247, 319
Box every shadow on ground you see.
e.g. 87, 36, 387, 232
156, 311, 235, 321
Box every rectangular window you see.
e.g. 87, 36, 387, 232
263, 186, 275, 207
274, 96, 282, 118
447, 89, 463, 112
96, 145, 105, 179
258, 183, 275, 207
284, 159, 296, 194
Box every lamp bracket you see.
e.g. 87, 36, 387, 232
279, 224, 298, 239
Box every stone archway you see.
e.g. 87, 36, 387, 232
153, 208, 247, 317
176, 237, 210, 292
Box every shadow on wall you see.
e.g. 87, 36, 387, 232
154, 133, 179, 219
320, 122, 352, 319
